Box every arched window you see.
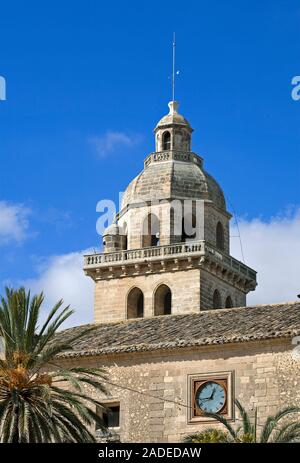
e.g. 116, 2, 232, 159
162, 131, 171, 150
154, 284, 172, 316
122, 222, 128, 250
181, 214, 196, 242
213, 289, 222, 309
225, 296, 233, 308
216, 221, 225, 250
127, 288, 144, 319
142, 213, 160, 247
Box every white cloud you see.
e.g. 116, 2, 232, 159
89, 131, 141, 158
0, 201, 31, 245
231, 208, 300, 306
22, 250, 94, 328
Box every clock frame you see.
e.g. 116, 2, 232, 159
188, 371, 234, 423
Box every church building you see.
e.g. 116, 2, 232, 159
57, 101, 300, 443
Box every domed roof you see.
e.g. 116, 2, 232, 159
155, 101, 192, 131
120, 101, 226, 214
121, 159, 226, 211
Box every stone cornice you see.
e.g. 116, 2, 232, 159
84, 241, 257, 293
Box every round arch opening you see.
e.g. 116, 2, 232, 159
142, 213, 160, 247
154, 284, 172, 316
181, 214, 197, 242
225, 296, 233, 308
216, 221, 225, 251
213, 289, 222, 309
162, 131, 171, 150
127, 288, 144, 319
122, 222, 128, 250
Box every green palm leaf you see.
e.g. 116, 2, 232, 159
0, 287, 108, 443
260, 406, 300, 442
184, 401, 300, 444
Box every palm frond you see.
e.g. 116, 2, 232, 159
203, 411, 237, 440
271, 421, 300, 443
234, 399, 253, 437
0, 287, 108, 443
183, 428, 230, 443
260, 406, 300, 442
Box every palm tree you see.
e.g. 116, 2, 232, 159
184, 428, 229, 443
184, 400, 300, 443
0, 287, 108, 443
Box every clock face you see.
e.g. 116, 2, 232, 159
196, 381, 226, 414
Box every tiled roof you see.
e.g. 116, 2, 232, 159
56, 302, 300, 358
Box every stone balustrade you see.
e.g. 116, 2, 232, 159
84, 241, 257, 283
144, 150, 203, 168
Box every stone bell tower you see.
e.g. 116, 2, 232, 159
84, 101, 257, 324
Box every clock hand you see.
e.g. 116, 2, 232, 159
200, 398, 210, 402
199, 386, 218, 405
207, 387, 215, 401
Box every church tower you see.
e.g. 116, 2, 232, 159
84, 101, 257, 324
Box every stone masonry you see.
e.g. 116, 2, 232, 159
55, 335, 300, 443
84, 101, 256, 323
52, 100, 300, 443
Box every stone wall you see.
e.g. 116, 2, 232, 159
200, 269, 246, 309
94, 264, 246, 323
204, 202, 230, 253
57, 338, 300, 443
119, 202, 172, 250
94, 268, 201, 323
118, 199, 230, 252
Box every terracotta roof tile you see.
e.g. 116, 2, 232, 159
56, 302, 300, 358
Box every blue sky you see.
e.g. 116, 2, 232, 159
0, 1, 299, 324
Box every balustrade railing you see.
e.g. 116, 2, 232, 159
84, 242, 203, 266
144, 151, 203, 168
84, 241, 256, 281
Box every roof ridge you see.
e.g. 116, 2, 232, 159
58, 301, 300, 333
54, 301, 300, 359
